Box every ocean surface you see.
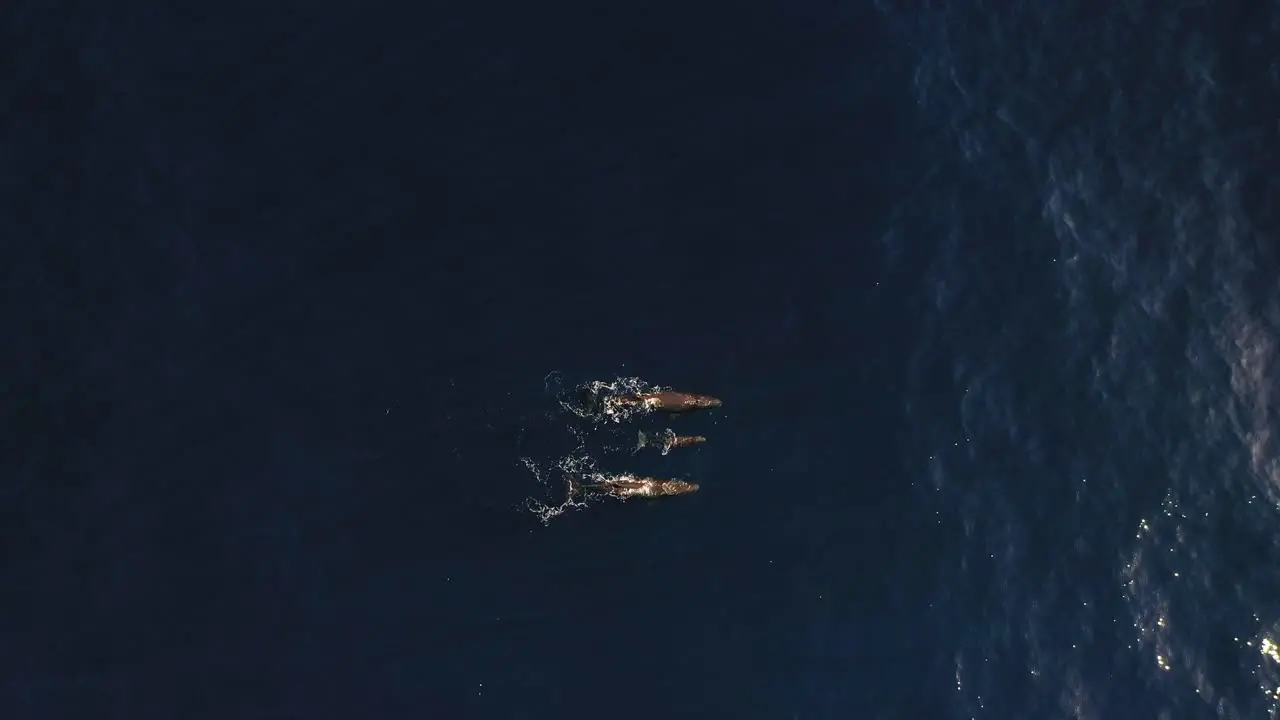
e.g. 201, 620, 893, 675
4, 1, 1279, 718
886, 2, 1280, 716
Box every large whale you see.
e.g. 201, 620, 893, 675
608, 390, 722, 415
567, 473, 700, 501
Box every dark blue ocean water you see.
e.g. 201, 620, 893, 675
3, 1, 1279, 718
885, 2, 1280, 716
